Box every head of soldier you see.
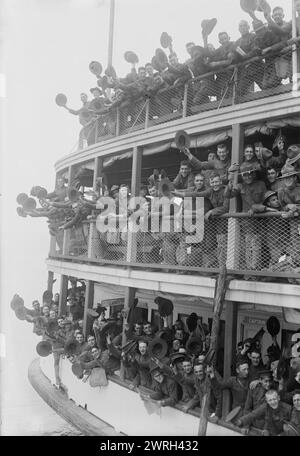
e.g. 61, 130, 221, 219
194, 174, 205, 190
180, 161, 191, 178
216, 144, 229, 162
87, 335, 96, 348
260, 372, 272, 391
236, 361, 249, 379
293, 390, 300, 411
218, 32, 230, 46
241, 169, 255, 185
186, 42, 195, 57
265, 390, 280, 409
145, 63, 154, 77
143, 322, 153, 336
138, 341, 148, 356
272, 7, 284, 26
239, 20, 250, 37
182, 359, 193, 375
210, 174, 222, 192
76, 333, 84, 345
152, 368, 164, 384
284, 174, 298, 189
169, 53, 179, 67
175, 329, 184, 341
194, 363, 205, 380
134, 322, 143, 336
266, 167, 278, 184
244, 145, 255, 162
250, 350, 261, 367
265, 193, 280, 209
91, 347, 100, 359
32, 300, 40, 312
138, 66, 146, 80
80, 93, 88, 104
42, 305, 50, 317
208, 152, 217, 161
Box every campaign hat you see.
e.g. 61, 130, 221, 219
263, 190, 277, 205
286, 145, 300, 165
16, 207, 27, 217
90, 86, 102, 95
169, 352, 186, 364
160, 32, 173, 49
239, 162, 258, 175
186, 337, 203, 356
186, 313, 198, 332
190, 45, 205, 58
72, 362, 84, 378
64, 338, 80, 356
10, 294, 24, 311
258, 369, 272, 379
89, 61, 103, 76
175, 130, 190, 151
23, 197, 37, 211
148, 337, 168, 359
124, 51, 139, 64
87, 308, 99, 318
42, 290, 53, 305
201, 18, 218, 37
154, 296, 174, 317
155, 48, 168, 70
55, 93, 67, 107
16, 193, 29, 206
15, 306, 28, 320
278, 163, 300, 179
36, 340, 52, 357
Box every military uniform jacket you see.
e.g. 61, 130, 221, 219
289, 407, 300, 433
211, 373, 249, 409
233, 32, 258, 60
193, 186, 230, 215
173, 173, 195, 190
152, 377, 179, 407
132, 353, 152, 388
226, 180, 267, 213
173, 371, 196, 402
189, 156, 231, 185
244, 385, 267, 414
240, 401, 291, 435
278, 184, 300, 211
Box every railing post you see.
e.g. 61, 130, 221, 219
94, 117, 99, 144
126, 146, 142, 263
145, 98, 150, 129
88, 157, 103, 260
59, 275, 68, 317
226, 124, 244, 270
232, 66, 238, 105
49, 235, 57, 256
183, 83, 188, 118
62, 165, 76, 257
83, 280, 94, 339
292, 0, 299, 89
222, 301, 238, 418
116, 107, 120, 136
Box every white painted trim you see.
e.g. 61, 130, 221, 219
46, 259, 300, 308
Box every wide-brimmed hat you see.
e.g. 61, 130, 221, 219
89, 61, 103, 76
90, 86, 102, 95
10, 294, 24, 311
148, 337, 168, 359
263, 190, 277, 205
175, 130, 190, 151
186, 337, 203, 356
154, 297, 174, 317
258, 369, 272, 379
124, 51, 139, 64
36, 341, 52, 357
201, 18, 217, 37
239, 162, 258, 175
286, 145, 300, 165
190, 45, 205, 58
277, 163, 300, 179
186, 313, 198, 332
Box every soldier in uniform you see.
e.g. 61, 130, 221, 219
278, 164, 300, 266
149, 365, 179, 407
233, 20, 264, 98
184, 143, 231, 185
248, 350, 266, 381
243, 370, 274, 430
207, 360, 251, 420
173, 160, 195, 190
237, 389, 291, 435
127, 340, 152, 389
188, 45, 213, 106
226, 163, 267, 276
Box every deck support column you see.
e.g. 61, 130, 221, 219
62, 165, 76, 256
83, 280, 95, 338
88, 158, 103, 259
59, 275, 68, 316
226, 124, 244, 270
222, 301, 238, 418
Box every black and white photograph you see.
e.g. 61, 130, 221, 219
1, 0, 300, 439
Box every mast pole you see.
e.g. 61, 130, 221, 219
107, 0, 115, 67
292, 0, 298, 84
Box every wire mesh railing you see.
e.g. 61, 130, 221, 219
51, 213, 300, 282
74, 41, 300, 150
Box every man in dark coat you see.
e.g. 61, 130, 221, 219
149, 366, 179, 407
237, 389, 291, 435
243, 370, 273, 429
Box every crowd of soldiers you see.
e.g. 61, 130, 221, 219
17, 129, 300, 279
62, 3, 300, 145
11, 289, 300, 436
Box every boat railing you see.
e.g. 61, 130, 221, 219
49, 211, 300, 282
75, 39, 300, 151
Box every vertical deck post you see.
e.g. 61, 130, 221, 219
116, 107, 120, 136
88, 157, 103, 259
59, 275, 68, 316
292, 0, 299, 83
222, 301, 238, 418
62, 165, 76, 257
126, 145, 142, 263
198, 266, 228, 436
120, 287, 137, 381
145, 99, 150, 129
226, 124, 244, 270
47, 271, 54, 293
83, 280, 95, 338
182, 83, 188, 117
